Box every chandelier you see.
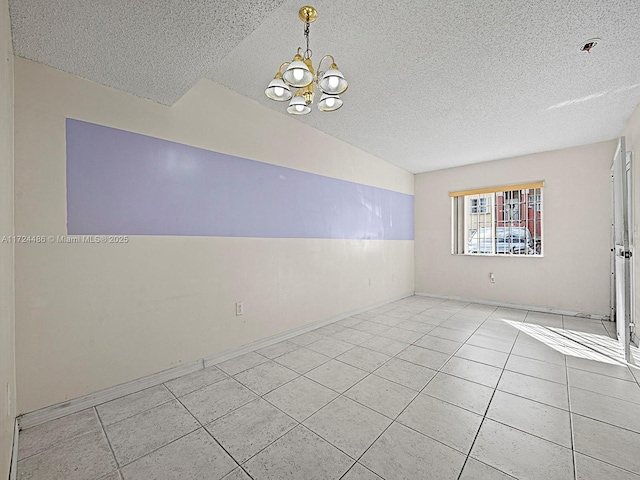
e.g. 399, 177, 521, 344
264, 6, 348, 114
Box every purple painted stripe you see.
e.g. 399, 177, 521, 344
66, 119, 414, 240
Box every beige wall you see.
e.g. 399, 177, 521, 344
622, 102, 640, 345
0, 0, 16, 476
415, 141, 616, 315
14, 58, 414, 414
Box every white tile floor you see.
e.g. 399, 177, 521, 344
16, 296, 640, 480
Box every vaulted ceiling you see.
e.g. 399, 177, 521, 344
9, 0, 640, 172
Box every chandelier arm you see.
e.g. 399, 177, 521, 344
278, 62, 291, 75
315, 55, 336, 82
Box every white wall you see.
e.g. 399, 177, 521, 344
0, 0, 16, 476
14, 58, 414, 414
415, 141, 616, 316
622, 103, 640, 346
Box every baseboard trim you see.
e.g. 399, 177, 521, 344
415, 292, 610, 321
17, 292, 412, 430
9, 418, 18, 480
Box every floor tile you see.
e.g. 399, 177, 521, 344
504, 354, 567, 384
303, 396, 391, 458
396, 345, 450, 370
397, 394, 482, 453
120, 428, 236, 480
459, 458, 515, 479
486, 390, 572, 447
17, 430, 117, 480
180, 377, 258, 424
373, 357, 436, 391
510, 341, 567, 366
415, 335, 462, 354
256, 341, 300, 359
525, 312, 564, 327
331, 327, 375, 345
572, 414, 640, 474
360, 336, 410, 356
470, 419, 573, 480
217, 352, 269, 376
344, 374, 417, 418
273, 347, 330, 374
568, 368, 640, 404
234, 361, 298, 395
164, 366, 227, 397
441, 357, 502, 388
305, 359, 368, 393
409, 314, 446, 326
455, 344, 508, 368
360, 422, 466, 480
378, 326, 423, 344
488, 308, 528, 322
314, 323, 346, 337
336, 346, 391, 372
465, 333, 515, 353
221, 468, 253, 480
264, 376, 338, 421
206, 399, 297, 463
18, 408, 102, 460
370, 314, 406, 326
336, 317, 364, 328
385, 306, 424, 320
99, 388, 175, 430
422, 372, 494, 415
351, 321, 391, 335
429, 326, 472, 342
497, 370, 569, 410
569, 386, 640, 434
105, 399, 200, 465
342, 463, 383, 479
574, 452, 640, 480
566, 356, 635, 381
289, 331, 325, 346
307, 337, 354, 357
244, 425, 353, 480
473, 325, 518, 342
395, 319, 436, 334
99, 472, 122, 480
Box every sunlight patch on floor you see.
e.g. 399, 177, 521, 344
504, 320, 639, 368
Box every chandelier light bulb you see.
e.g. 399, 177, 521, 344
326, 97, 336, 108
274, 86, 284, 97
328, 76, 339, 89
293, 69, 305, 81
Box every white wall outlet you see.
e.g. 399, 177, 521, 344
368, 278, 372, 286
489, 273, 496, 283
236, 302, 244, 316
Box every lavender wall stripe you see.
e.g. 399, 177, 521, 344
66, 119, 414, 240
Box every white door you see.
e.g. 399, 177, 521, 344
612, 137, 633, 363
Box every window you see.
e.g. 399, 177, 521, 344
470, 197, 488, 214
451, 182, 543, 256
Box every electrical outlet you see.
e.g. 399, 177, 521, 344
368, 278, 372, 286
489, 273, 495, 283
236, 302, 244, 316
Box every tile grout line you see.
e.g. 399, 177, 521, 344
455, 316, 523, 480
94, 406, 124, 477
167, 386, 258, 480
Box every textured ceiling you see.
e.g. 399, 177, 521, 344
9, 0, 640, 173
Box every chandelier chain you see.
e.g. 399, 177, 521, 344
304, 21, 312, 59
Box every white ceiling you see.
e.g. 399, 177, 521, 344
9, 0, 640, 173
